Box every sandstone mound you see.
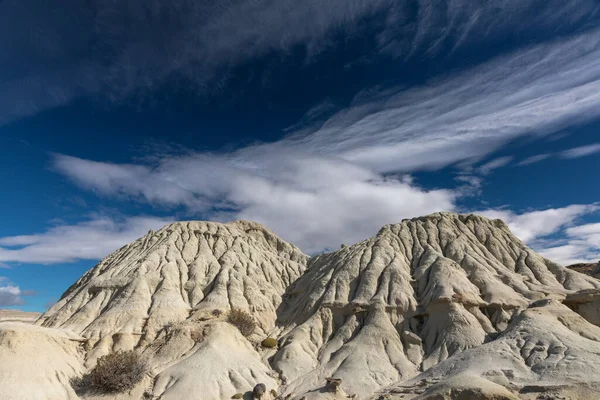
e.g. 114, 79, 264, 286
374, 299, 600, 399
2, 213, 597, 400
273, 213, 599, 398
0, 322, 85, 400
39, 220, 307, 364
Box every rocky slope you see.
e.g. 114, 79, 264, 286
2, 213, 600, 400
567, 261, 600, 279
39, 220, 308, 366
273, 213, 600, 399
0, 309, 41, 323
0, 323, 84, 400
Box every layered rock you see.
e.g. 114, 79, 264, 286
0, 309, 41, 324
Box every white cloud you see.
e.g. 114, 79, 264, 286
1, 0, 599, 125
47, 25, 600, 255
536, 222, 600, 265
13, 2, 600, 259
477, 156, 513, 174
283, 27, 600, 174
0, 278, 25, 307
517, 154, 552, 166
0, 216, 173, 264
478, 204, 598, 243
478, 205, 600, 266
54, 153, 455, 254
560, 143, 600, 159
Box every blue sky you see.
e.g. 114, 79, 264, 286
1, 0, 599, 311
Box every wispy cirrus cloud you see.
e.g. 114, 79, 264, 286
282, 27, 600, 174
517, 154, 552, 166
0, 216, 173, 265
560, 143, 600, 159
1, 0, 599, 125
46, 20, 600, 254
477, 157, 514, 174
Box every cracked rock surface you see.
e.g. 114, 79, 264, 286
3, 213, 600, 400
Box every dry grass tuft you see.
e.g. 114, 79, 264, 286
229, 309, 256, 337
73, 350, 146, 394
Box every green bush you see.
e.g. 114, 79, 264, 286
75, 350, 146, 394
261, 337, 278, 348
231, 393, 243, 399
229, 309, 256, 337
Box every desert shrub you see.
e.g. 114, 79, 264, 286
231, 393, 243, 399
229, 309, 256, 337
82, 350, 146, 393
261, 337, 278, 348
190, 327, 206, 343
212, 309, 223, 317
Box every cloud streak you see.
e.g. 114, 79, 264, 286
46, 20, 600, 255
561, 143, 600, 159
517, 154, 552, 166
0, 216, 173, 264
1, 0, 599, 125
283, 27, 600, 174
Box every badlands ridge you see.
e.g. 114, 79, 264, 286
1, 212, 600, 400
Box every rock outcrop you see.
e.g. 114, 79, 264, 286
0, 309, 41, 324
272, 213, 600, 399
2, 213, 599, 400
0, 322, 85, 400
567, 261, 600, 279
39, 220, 307, 365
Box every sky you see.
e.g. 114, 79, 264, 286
1, 0, 599, 311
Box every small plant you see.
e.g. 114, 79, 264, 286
270, 389, 278, 397
231, 393, 243, 399
261, 337, 278, 348
212, 309, 224, 317
229, 309, 256, 337
190, 327, 206, 343
74, 350, 146, 394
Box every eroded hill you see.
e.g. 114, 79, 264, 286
2, 213, 600, 400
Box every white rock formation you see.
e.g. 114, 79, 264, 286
1, 213, 598, 400
274, 213, 600, 399
0, 322, 85, 400
39, 220, 307, 365
374, 299, 600, 399
0, 309, 41, 324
